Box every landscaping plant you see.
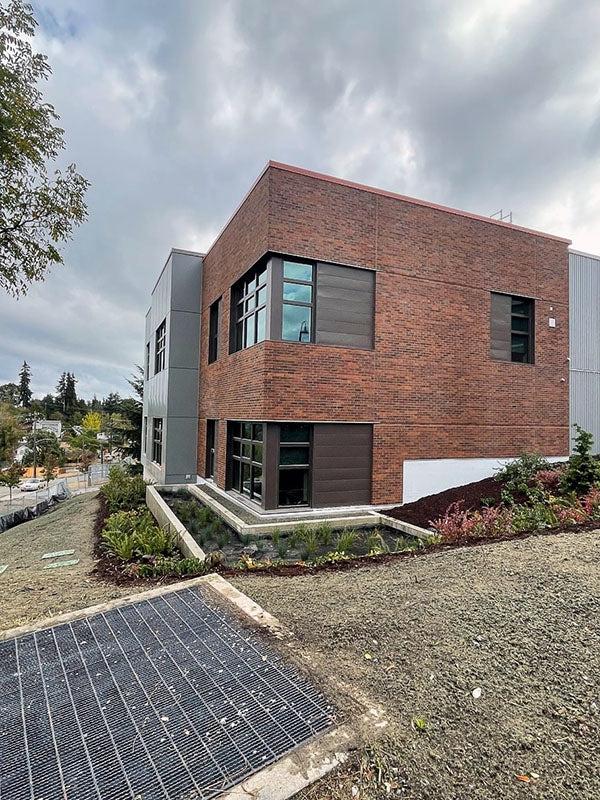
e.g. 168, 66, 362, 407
101, 466, 148, 512
102, 509, 176, 561
560, 425, 600, 495
335, 528, 358, 554
494, 453, 550, 501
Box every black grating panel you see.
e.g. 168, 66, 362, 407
0, 585, 335, 799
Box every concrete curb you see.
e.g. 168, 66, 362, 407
188, 484, 379, 536
146, 485, 206, 560
377, 512, 433, 541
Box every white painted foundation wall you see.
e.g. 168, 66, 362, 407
402, 456, 567, 504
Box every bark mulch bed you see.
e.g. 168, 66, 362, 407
385, 475, 504, 528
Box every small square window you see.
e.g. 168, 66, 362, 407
283, 261, 313, 282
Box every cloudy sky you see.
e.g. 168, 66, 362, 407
2, 0, 600, 399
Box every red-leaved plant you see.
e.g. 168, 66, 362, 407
534, 468, 563, 493
431, 502, 513, 544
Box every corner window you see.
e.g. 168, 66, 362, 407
231, 265, 267, 352
155, 319, 166, 374
230, 422, 263, 501
208, 298, 221, 363
490, 293, 534, 364
282, 260, 313, 342
145, 342, 150, 379
278, 423, 310, 506
152, 417, 163, 464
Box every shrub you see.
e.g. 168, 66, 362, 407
582, 486, 600, 518
495, 453, 550, 499
102, 509, 176, 561
101, 466, 148, 512
533, 468, 563, 493
335, 528, 358, 554
136, 556, 208, 578
561, 425, 600, 495
431, 502, 513, 543
510, 501, 558, 532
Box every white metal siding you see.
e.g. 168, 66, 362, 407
569, 250, 600, 453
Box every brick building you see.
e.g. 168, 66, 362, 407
141, 162, 573, 509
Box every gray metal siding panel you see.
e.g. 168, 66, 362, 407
569, 251, 600, 453
311, 424, 372, 507
315, 264, 374, 349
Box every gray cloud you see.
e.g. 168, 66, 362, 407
2, 0, 599, 397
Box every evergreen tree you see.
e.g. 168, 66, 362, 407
64, 372, 77, 415
56, 372, 67, 412
17, 361, 32, 407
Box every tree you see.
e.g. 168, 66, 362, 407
0, 461, 24, 500
56, 372, 66, 411
0, 382, 19, 405
17, 360, 32, 407
0, 402, 22, 464
21, 429, 63, 467
103, 392, 122, 415
64, 372, 77, 416
82, 410, 102, 434
561, 425, 600, 494
127, 365, 144, 401
42, 452, 58, 484
0, 0, 89, 296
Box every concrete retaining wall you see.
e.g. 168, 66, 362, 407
146, 485, 206, 560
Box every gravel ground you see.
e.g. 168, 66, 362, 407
233, 530, 600, 799
0, 492, 132, 631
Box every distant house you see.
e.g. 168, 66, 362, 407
36, 420, 62, 438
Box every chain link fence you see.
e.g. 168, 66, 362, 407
0, 464, 112, 513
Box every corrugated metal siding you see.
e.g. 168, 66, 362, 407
569, 251, 600, 453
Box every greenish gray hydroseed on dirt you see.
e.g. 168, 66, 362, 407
43, 558, 80, 569
0, 492, 132, 631
233, 529, 600, 800
41, 549, 75, 559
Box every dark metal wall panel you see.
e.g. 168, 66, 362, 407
315, 264, 375, 349
490, 291, 512, 361
311, 424, 372, 507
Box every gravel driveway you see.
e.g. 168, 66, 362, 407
233, 530, 600, 799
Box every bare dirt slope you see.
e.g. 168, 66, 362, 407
0, 491, 132, 631
233, 530, 600, 799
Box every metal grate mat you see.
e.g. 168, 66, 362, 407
0, 585, 335, 799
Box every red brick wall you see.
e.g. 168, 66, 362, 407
198, 165, 570, 505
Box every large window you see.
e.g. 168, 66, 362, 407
232, 265, 267, 352
230, 422, 263, 501
206, 419, 217, 478
143, 416, 147, 454
152, 417, 163, 464
282, 260, 313, 342
490, 293, 534, 364
208, 299, 220, 363
155, 319, 166, 373
145, 342, 150, 379
278, 423, 310, 506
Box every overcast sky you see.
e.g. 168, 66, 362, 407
2, 0, 599, 399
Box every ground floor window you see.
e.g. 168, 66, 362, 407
206, 419, 217, 478
230, 422, 263, 501
278, 423, 310, 506
152, 418, 163, 465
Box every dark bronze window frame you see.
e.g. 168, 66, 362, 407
277, 423, 312, 507
230, 264, 268, 353
510, 295, 534, 364
154, 319, 166, 374
228, 421, 264, 503
281, 259, 315, 343
208, 298, 221, 363
145, 342, 150, 379
152, 417, 163, 465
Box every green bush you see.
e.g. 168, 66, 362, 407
101, 466, 148, 512
495, 453, 550, 500
561, 425, 600, 495
102, 509, 176, 561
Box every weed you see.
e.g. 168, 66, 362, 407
411, 716, 428, 733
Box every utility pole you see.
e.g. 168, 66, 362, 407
32, 412, 39, 478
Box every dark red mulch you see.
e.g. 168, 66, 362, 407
384, 475, 505, 529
